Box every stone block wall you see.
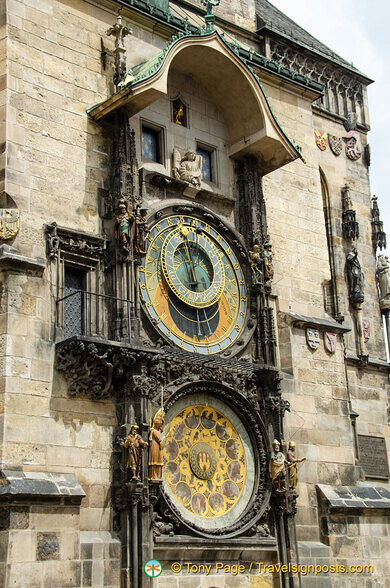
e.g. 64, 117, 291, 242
1, 0, 119, 540
5, 0, 116, 260
280, 325, 354, 542
1, 1, 389, 587
0, 504, 121, 588
0, 0, 5, 196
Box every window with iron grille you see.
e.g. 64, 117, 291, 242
64, 267, 87, 339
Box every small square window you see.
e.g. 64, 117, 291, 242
142, 124, 163, 163
196, 145, 214, 183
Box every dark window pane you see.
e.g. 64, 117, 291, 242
142, 127, 160, 162
197, 147, 212, 182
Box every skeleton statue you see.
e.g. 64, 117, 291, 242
249, 244, 263, 284
263, 242, 274, 282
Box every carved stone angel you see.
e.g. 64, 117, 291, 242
173, 148, 202, 187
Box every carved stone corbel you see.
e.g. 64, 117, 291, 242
56, 340, 114, 399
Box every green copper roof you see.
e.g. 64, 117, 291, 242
116, 29, 305, 161
111, 0, 323, 95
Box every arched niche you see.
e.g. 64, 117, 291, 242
88, 32, 302, 175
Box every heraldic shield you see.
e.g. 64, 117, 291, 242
0, 209, 19, 240
328, 134, 343, 156
314, 129, 328, 151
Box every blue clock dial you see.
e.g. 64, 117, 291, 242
140, 214, 248, 355
162, 227, 225, 308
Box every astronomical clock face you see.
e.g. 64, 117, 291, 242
140, 213, 248, 354
162, 395, 255, 532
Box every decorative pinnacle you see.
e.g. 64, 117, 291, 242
202, 0, 220, 32
106, 11, 133, 87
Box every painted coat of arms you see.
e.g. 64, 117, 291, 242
343, 131, 362, 161
314, 129, 328, 151
189, 442, 217, 480
328, 134, 343, 156
306, 328, 320, 350
324, 332, 337, 353
0, 209, 19, 240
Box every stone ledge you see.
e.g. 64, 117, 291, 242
140, 165, 235, 203
0, 244, 45, 275
0, 470, 85, 503
155, 535, 277, 561
317, 484, 390, 514
298, 541, 330, 558
278, 311, 350, 333
344, 350, 390, 372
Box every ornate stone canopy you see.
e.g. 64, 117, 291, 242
88, 30, 303, 174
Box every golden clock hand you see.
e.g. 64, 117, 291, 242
183, 238, 206, 337
183, 238, 198, 290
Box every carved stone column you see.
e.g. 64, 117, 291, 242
236, 156, 276, 365
272, 491, 301, 588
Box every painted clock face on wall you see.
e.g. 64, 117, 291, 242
139, 213, 248, 354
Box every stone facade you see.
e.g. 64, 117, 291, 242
0, 0, 389, 587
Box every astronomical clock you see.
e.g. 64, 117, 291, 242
139, 205, 269, 538
139, 208, 249, 355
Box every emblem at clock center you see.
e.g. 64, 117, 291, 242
189, 442, 217, 480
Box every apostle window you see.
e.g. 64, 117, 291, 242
141, 123, 164, 164
196, 143, 216, 183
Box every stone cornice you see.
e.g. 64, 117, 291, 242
279, 311, 351, 334
344, 350, 390, 373
0, 470, 86, 504
0, 245, 45, 276
317, 484, 390, 514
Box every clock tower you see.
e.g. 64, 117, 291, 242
2, 0, 386, 586
81, 17, 306, 585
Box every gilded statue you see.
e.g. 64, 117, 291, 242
173, 148, 202, 187
149, 409, 164, 481
124, 424, 148, 480
287, 441, 306, 489
174, 103, 184, 125
269, 439, 286, 491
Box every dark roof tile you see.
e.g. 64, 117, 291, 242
255, 0, 362, 73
